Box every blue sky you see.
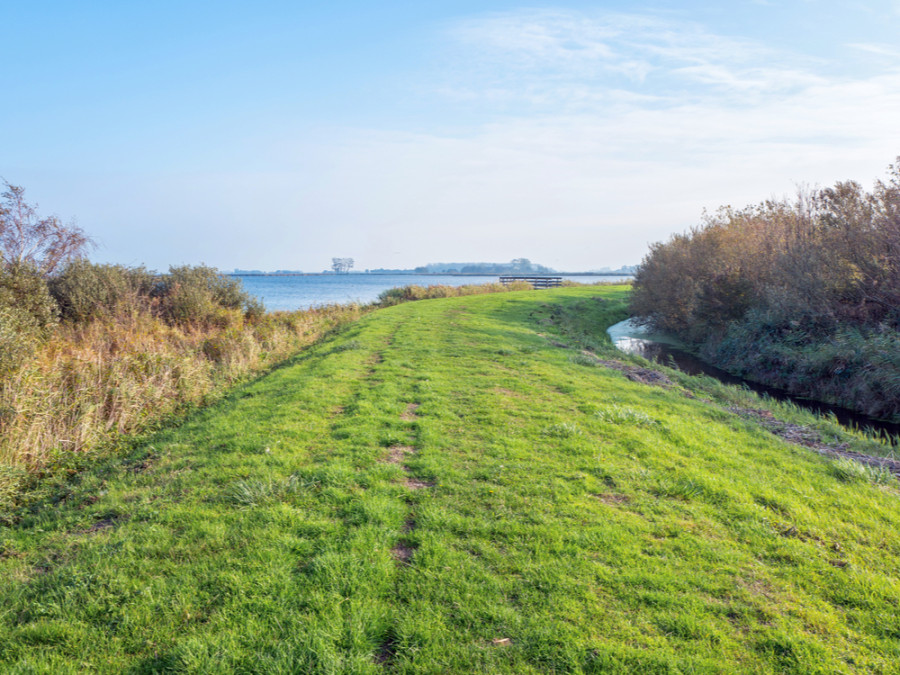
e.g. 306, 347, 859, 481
4, 1, 900, 271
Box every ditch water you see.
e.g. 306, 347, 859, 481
607, 319, 900, 443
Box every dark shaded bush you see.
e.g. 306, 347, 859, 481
0, 305, 41, 377
0, 263, 58, 330
0, 264, 53, 377
49, 260, 156, 322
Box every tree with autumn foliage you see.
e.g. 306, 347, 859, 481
0, 180, 92, 275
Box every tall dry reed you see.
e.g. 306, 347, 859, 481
0, 304, 360, 468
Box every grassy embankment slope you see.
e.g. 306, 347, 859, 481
2, 285, 900, 673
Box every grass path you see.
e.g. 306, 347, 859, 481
2, 286, 900, 673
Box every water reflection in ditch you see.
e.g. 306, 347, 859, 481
607, 319, 900, 444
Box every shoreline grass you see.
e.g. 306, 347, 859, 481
0, 304, 362, 512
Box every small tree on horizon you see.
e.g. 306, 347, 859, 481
331, 257, 354, 274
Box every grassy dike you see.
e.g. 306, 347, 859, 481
2, 285, 900, 673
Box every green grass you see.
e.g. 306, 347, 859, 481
2, 285, 900, 673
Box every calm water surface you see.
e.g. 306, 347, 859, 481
236, 274, 632, 311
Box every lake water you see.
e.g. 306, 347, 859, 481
234, 274, 633, 311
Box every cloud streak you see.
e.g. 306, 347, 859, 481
444, 9, 828, 108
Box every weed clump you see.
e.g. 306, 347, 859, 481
569, 353, 598, 367
830, 458, 895, 486
595, 405, 656, 426
542, 422, 582, 438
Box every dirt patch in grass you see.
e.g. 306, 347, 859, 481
128, 460, 153, 474
0, 545, 23, 560
400, 403, 420, 421
593, 493, 631, 505
405, 478, 434, 490
594, 358, 674, 387
79, 517, 121, 535
383, 446, 415, 464
392, 542, 415, 564
374, 639, 397, 666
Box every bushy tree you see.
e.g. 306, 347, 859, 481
154, 265, 264, 325
631, 157, 900, 339
49, 260, 156, 323
0, 263, 59, 330
331, 258, 354, 274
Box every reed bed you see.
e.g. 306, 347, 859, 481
0, 304, 360, 469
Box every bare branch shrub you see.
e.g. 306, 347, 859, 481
0, 181, 92, 275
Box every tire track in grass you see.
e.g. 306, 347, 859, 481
383, 403, 429, 564
326, 322, 404, 435
377, 399, 431, 666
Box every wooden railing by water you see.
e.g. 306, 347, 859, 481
499, 275, 563, 289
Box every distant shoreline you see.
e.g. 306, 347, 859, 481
228, 272, 635, 277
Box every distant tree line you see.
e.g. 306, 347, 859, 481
415, 259, 555, 274
630, 159, 900, 420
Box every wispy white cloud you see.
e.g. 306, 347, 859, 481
847, 42, 900, 58
443, 9, 827, 109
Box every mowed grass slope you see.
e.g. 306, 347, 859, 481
2, 285, 900, 674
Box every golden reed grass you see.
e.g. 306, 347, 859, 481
0, 304, 361, 468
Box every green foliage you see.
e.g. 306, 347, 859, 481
0, 263, 58, 330
0, 305, 41, 377
594, 404, 656, 426
49, 260, 156, 322
568, 353, 598, 366
542, 422, 582, 438
704, 316, 900, 420
0, 264, 56, 376
829, 458, 894, 485
155, 264, 264, 325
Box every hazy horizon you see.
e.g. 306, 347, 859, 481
5, 1, 900, 272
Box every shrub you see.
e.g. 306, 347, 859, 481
154, 265, 263, 325
0, 305, 41, 377
0, 263, 58, 330
49, 260, 156, 323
